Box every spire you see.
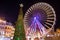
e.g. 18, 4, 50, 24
13, 4, 26, 40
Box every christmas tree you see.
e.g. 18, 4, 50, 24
13, 4, 26, 40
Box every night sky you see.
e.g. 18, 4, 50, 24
0, 0, 59, 30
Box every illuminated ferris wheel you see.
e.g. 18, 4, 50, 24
24, 2, 56, 40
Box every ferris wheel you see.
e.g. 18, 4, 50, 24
24, 2, 56, 39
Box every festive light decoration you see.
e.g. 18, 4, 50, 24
13, 4, 26, 40
0, 19, 15, 40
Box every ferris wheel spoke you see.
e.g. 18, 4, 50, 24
38, 5, 42, 9
45, 22, 52, 26
46, 9, 52, 12
25, 13, 28, 16
47, 17, 54, 19
24, 20, 26, 22
47, 14, 54, 17
42, 5, 48, 10
31, 6, 34, 10
46, 20, 54, 23
29, 8, 32, 11
44, 6, 50, 11
44, 24, 50, 29
27, 10, 30, 13
40, 5, 46, 9
46, 11, 53, 15
24, 20, 28, 23
24, 15, 27, 19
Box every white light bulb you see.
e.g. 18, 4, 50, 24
34, 17, 36, 20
